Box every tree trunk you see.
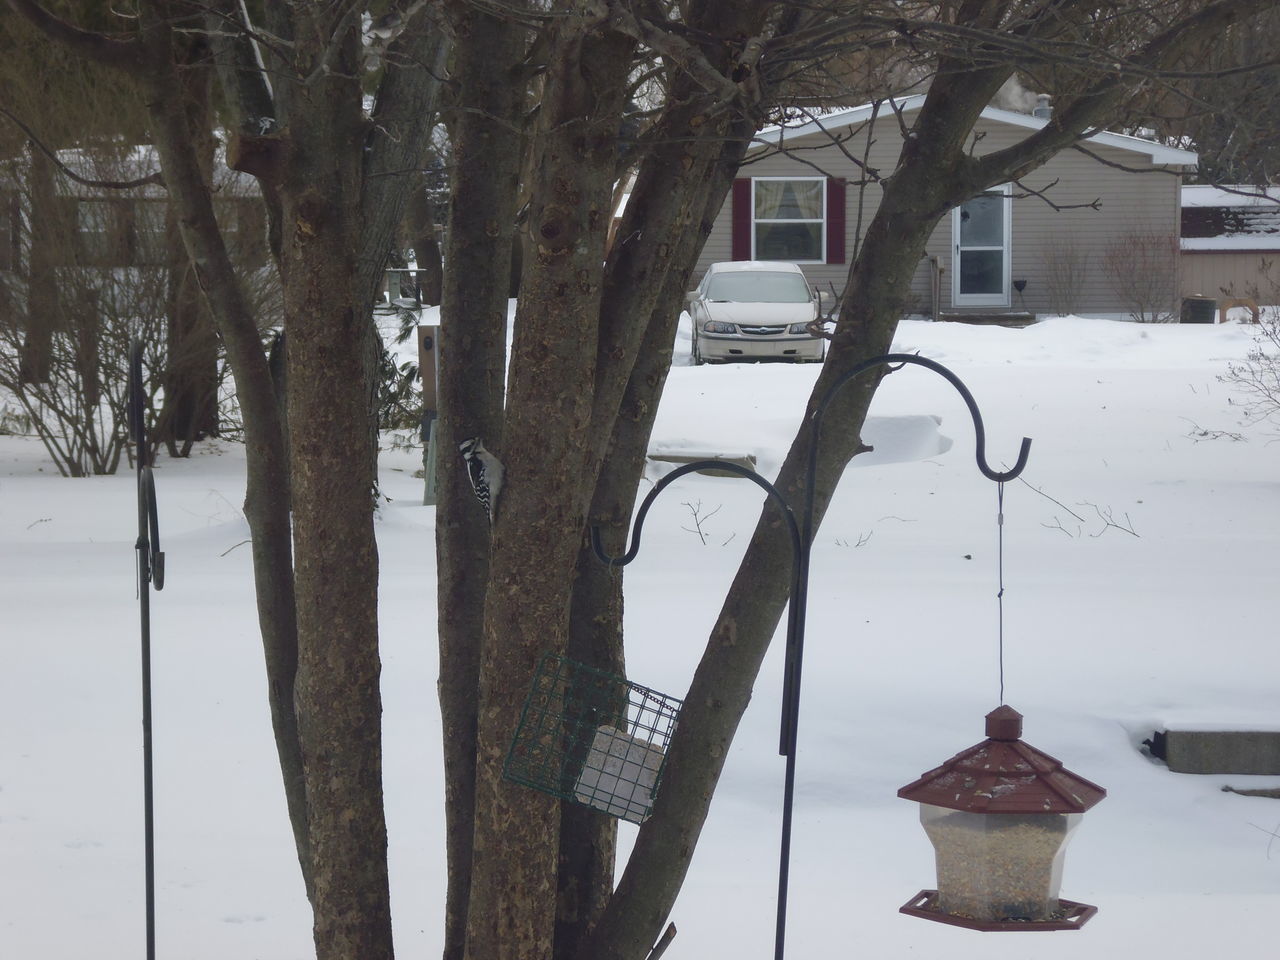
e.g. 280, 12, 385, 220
19, 144, 57, 385
463, 20, 636, 960
435, 4, 527, 958
270, 15, 395, 955
160, 259, 219, 456
559, 99, 759, 960
132, 5, 310, 899
405, 182, 443, 307
157, 63, 219, 457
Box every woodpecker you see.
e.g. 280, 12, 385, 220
458, 437, 503, 524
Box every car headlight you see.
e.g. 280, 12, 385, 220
788, 322, 813, 335
703, 320, 737, 334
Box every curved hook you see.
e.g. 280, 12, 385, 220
137, 466, 165, 591
131, 340, 164, 590
590, 459, 802, 568
812, 353, 1031, 487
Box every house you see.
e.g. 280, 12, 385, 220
1180, 185, 1280, 306
0, 148, 267, 276
694, 95, 1198, 321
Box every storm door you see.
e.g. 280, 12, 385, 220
952, 185, 1011, 307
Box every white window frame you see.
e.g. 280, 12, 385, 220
752, 177, 826, 263
951, 184, 1012, 307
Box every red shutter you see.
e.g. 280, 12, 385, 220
731, 178, 751, 260
826, 177, 846, 264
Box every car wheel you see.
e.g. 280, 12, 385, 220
691, 333, 704, 365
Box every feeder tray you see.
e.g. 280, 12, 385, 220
899, 890, 1098, 931
504, 653, 682, 824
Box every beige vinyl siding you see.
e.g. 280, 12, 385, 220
1181, 251, 1279, 300
698, 114, 1184, 318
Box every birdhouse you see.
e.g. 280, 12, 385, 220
897, 706, 1106, 931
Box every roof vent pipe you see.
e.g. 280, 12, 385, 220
1033, 94, 1052, 119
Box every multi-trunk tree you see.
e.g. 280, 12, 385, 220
10, 3, 1280, 960
436, 4, 1280, 960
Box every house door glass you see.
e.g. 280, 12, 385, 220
953, 187, 1010, 306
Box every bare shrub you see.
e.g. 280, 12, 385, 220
1222, 311, 1280, 429
0, 146, 279, 474
1101, 229, 1180, 323
1040, 233, 1090, 316
0, 268, 168, 475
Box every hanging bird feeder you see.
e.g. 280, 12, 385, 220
504, 653, 682, 824
897, 705, 1106, 931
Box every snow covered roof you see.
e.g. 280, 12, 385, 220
756, 94, 1198, 166
1180, 184, 1280, 250
1181, 236, 1280, 252
1182, 185, 1280, 207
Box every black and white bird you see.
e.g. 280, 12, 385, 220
458, 437, 504, 524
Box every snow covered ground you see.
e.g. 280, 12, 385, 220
2, 315, 1278, 959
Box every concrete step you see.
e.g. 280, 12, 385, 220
937, 312, 1037, 328
1149, 727, 1280, 775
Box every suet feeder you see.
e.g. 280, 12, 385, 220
897, 705, 1106, 931
504, 653, 682, 824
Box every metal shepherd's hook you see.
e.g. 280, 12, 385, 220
590, 352, 1032, 960
773, 352, 1031, 960
129, 341, 164, 960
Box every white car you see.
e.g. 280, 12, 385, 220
687, 261, 826, 364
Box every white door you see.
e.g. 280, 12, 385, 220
952, 186, 1011, 307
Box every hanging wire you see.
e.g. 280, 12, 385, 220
996, 480, 1006, 705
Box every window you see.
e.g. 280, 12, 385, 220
131, 201, 168, 266
753, 178, 825, 261
706, 271, 812, 304
731, 177, 845, 264
0, 190, 17, 270
77, 200, 113, 265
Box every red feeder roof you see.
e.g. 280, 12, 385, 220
897, 706, 1106, 815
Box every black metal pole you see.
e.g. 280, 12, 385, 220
138, 515, 155, 960
129, 342, 163, 960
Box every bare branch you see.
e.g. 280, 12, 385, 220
971, 0, 1280, 186
5, 0, 143, 73
0, 107, 164, 189
602, 0, 744, 108
1011, 177, 1101, 213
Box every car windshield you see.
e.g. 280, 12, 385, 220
706, 271, 811, 304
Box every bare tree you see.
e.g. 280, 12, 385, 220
9, 2, 448, 958
435, 4, 1280, 960
12, 4, 1280, 960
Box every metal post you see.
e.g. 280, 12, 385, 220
422, 412, 439, 505
129, 342, 164, 960
419, 325, 440, 505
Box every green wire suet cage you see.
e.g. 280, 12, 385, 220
504, 653, 683, 824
